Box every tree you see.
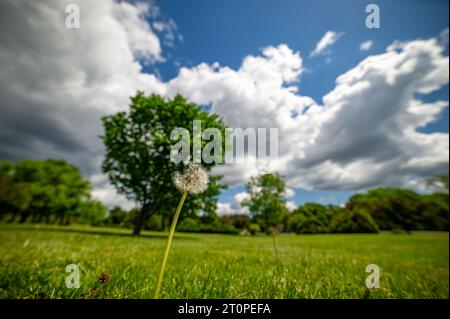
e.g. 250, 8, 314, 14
220, 214, 251, 230
177, 217, 201, 232
101, 93, 228, 235
248, 223, 261, 235
103, 206, 128, 226
328, 208, 379, 233
420, 193, 449, 231
287, 203, 336, 234
345, 188, 448, 231
241, 173, 288, 233
0, 159, 93, 224
78, 199, 107, 225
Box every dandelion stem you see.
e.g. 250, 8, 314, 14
153, 191, 187, 299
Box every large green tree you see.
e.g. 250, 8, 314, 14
328, 208, 379, 233
241, 173, 288, 233
101, 93, 227, 235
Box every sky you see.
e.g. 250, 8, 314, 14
0, 0, 448, 214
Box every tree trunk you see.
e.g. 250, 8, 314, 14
161, 214, 166, 231
8, 212, 17, 223
264, 215, 269, 234
19, 213, 29, 223
133, 203, 149, 236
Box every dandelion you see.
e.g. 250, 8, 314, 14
153, 163, 209, 298
173, 163, 209, 194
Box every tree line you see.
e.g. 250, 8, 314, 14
0, 93, 448, 234
0, 159, 105, 224
0, 159, 447, 234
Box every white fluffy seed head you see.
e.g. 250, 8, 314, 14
173, 163, 209, 194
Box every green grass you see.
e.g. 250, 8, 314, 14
0, 223, 448, 299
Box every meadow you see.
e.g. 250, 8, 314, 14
0, 223, 448, 299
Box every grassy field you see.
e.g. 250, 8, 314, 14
0, 223, 448, 299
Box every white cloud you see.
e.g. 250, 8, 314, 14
234, 191, 250, 204
153, 18, 181, 47
216, 202, 234, 215
310, 31, 343, 57
113, 1, 163, 63
290, 38, 449, 190
284, 188, 295, 198
286, 201, 297, 212
215, 191, 251, 215
90, 174, 135, 210
359, 40, 373, 51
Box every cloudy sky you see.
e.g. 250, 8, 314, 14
0, 0, 448, 213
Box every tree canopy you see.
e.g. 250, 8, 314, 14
241, 172, 288, 233
287, 203, 337, 234
346, 188, 449, 231
101, 93, 228, 235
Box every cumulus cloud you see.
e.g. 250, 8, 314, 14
234, 191, 251, 205
0, 0, 448, 210
113, 1, 163, 63
360, 40, 373, 51
310, 31, 343, 57
289, 38, 449, 190
153, 18, 182, 47
283, 188, 295, 198
286, 201, 297, 212
216, 202, 235, 215
163, 38, 448, 192
216, 191, 250, 215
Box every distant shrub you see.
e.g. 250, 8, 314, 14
146, 215, 163, 231
219, 214, 251, 230
178, 218, 239, 234
200, 221, 238, 234
287, 203, 336, 234
329, 209, 379, 233
391, 228, 408, 234
214, 223, 239, 234
288, 214, 329, 234
178, 218, 201, 232
249, 223, 261, 235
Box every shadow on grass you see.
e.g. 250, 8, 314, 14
0, 224, 199, 241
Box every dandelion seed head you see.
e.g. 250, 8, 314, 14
173, 163, 209, 194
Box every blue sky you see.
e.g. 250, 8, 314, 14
151, 0, 448, 97
143, 0, 449, 207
